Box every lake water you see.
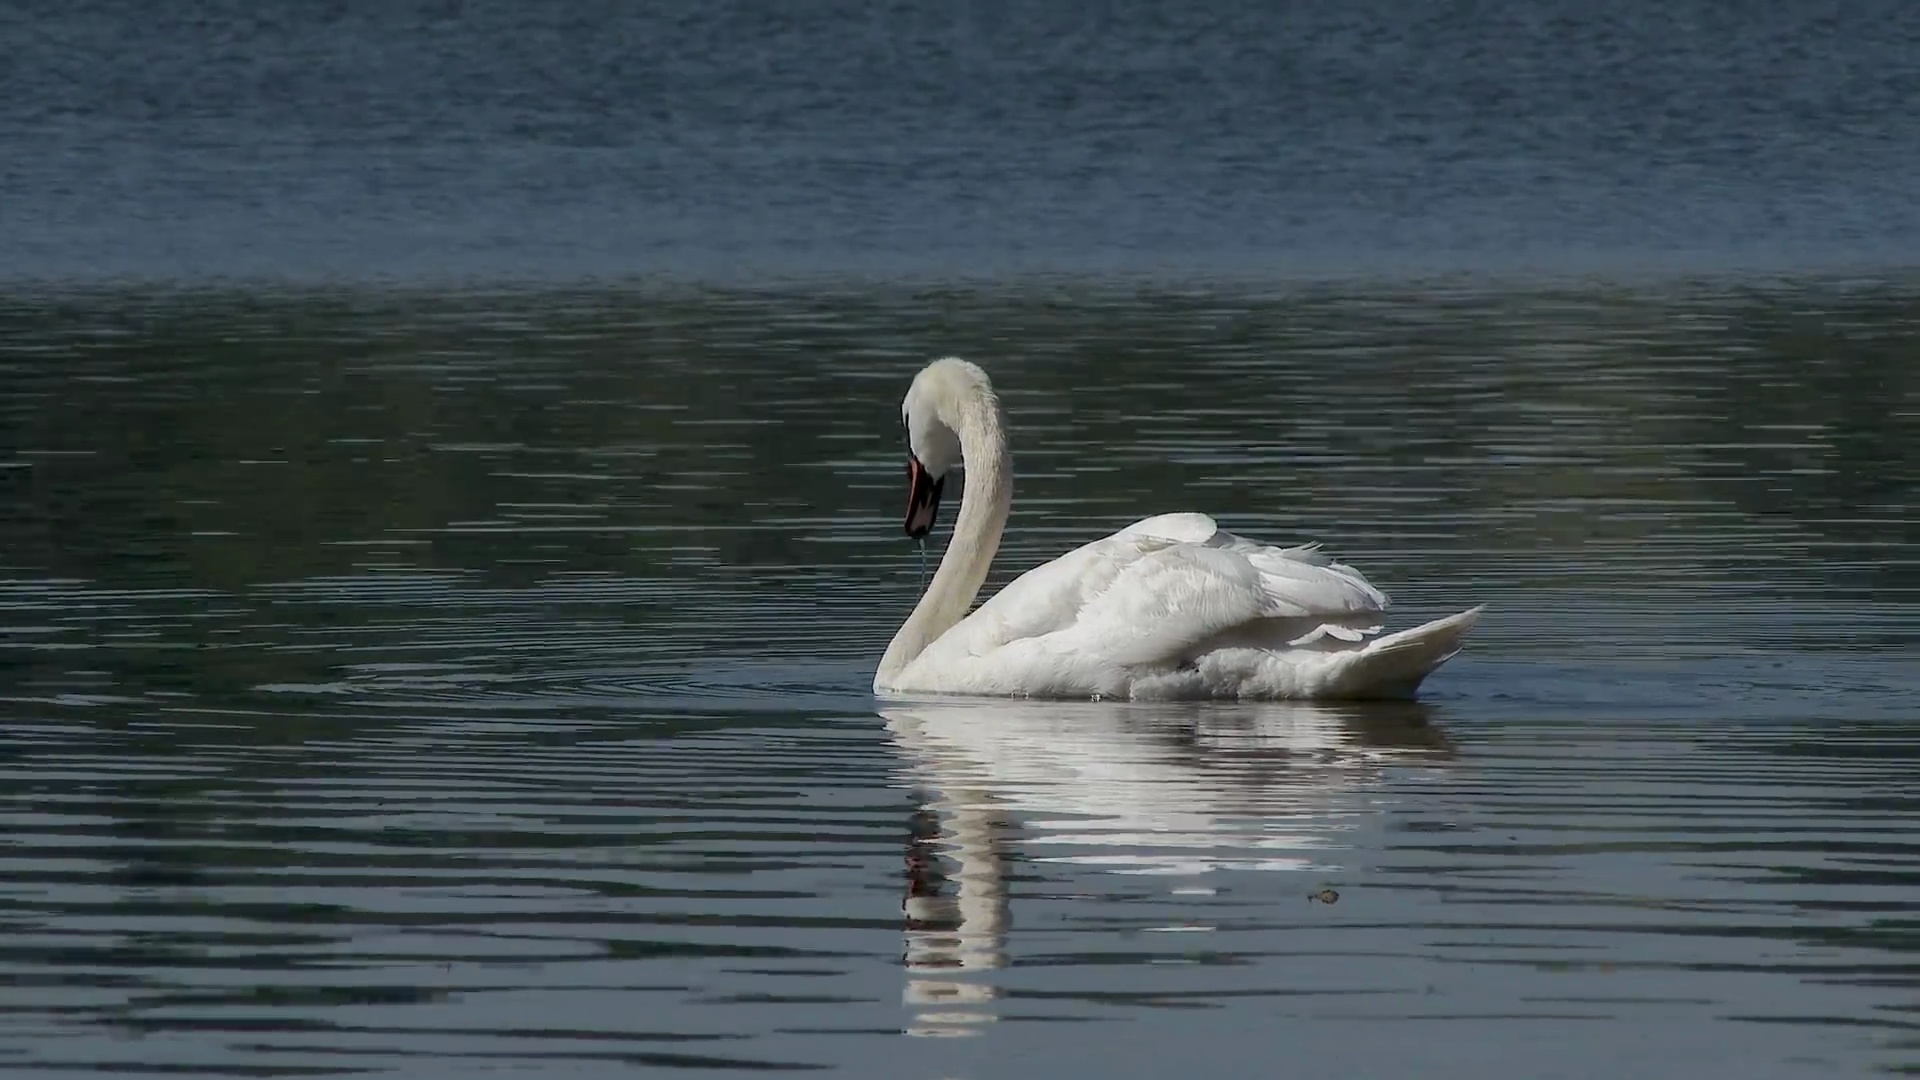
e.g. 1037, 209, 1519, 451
5, 282, 1917, 1077
6, 0, 1920, 284
4, 2, 1920, 1078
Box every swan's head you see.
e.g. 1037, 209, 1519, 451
899, 357, 994, 539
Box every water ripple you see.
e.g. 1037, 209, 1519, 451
1, 281, 1916, 1075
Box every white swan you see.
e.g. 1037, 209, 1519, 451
873, 357, 1484, 700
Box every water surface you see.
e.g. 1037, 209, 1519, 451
2, 281, 1917, 1076
5, 0, 1920, 282
6, 0, 1920, 1073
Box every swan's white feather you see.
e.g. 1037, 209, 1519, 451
896, 512, 1454, 700
874, 356, 1482, 701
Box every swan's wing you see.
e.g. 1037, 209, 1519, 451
1203, 528, 1391, 643
927, 513, 1390, 669
1126, 513, 1391, 627
1115, 512, 1220, 544
922, 522, 1181, 660
1045, 532, 1389, 669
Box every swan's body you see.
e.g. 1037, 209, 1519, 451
873, 357, 1483, 701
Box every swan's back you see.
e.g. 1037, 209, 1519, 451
876, 355, 1481, 701
903, 512, 1422, 698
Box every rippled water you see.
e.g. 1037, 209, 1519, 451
2, 280, 1917, 1076
6, 0, 1920, 281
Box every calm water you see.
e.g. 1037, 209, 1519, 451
5, 1, 1920, 1077
3, 282, 1918, 1078
5, 0, 1920, 282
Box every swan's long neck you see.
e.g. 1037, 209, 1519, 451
875, 396, 1011, 687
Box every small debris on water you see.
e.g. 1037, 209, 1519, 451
1310, 888, 1339, 905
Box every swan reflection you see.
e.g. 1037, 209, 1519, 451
883, 695, 1452, 1037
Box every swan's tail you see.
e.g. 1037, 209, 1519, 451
1333, 605, 1484, 699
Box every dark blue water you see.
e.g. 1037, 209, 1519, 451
5, 4, 1920, 1077
4, 282, 1918, 1077
5, 0, 1920, 283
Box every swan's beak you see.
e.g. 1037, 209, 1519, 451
905, 455, 945, 539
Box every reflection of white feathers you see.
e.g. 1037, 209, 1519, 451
886, 696, 1448, 877
884, 696, 1452, 1037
